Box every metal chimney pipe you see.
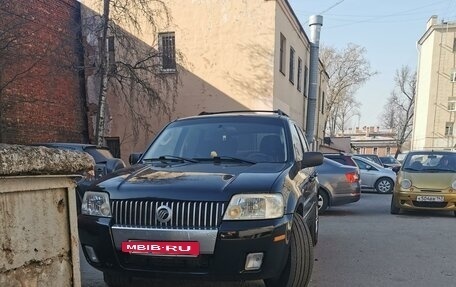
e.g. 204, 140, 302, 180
306, 15, 323, 145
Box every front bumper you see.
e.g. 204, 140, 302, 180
394, 191, 456, 211
78, 214, 293, 280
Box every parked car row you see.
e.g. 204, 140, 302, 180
33, 112, 456, 287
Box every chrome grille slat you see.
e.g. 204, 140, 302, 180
111, 200, 226, 230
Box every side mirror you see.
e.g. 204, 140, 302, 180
301, 152, 324, 168
392, 166, 400, 173
365, 165, 372, 170
94, 163, 107, 178
129, 153, 143, 165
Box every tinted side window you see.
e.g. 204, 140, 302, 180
289, 123, 304, 161
295, 125, 309, 152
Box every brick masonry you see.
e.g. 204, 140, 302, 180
0, 0, 88, 144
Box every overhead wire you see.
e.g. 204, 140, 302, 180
294, 0, 454, 29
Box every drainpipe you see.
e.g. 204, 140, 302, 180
306, 15, 323, 146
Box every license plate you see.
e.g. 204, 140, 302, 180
416, 195, 444, 202
121, 241, 199, 256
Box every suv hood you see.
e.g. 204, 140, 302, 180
96, 162, 288, 202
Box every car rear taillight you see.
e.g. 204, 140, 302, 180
345, 172, 359, 183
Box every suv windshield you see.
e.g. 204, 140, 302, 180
143, 117, 288, 163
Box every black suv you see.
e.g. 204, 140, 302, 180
78, 111, 323, 287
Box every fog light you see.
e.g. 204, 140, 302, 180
84, 245, 100, 263
245, 252, 264, 271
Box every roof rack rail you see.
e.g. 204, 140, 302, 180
198, 109, 289, 117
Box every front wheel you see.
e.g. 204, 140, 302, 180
375, 177, 394, 193
264, 213, 313, 287
310, 204, 319, 246
318, 190, 329, 214
390, 195, 401, 214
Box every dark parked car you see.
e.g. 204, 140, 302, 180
78, 110, 323, 287
379, 156, 401, 168
34, 143, 126, 212
316, 158, 361, 213
355, 154, 383, 166
323, 153, 357, 167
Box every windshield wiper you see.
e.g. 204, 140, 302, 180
143, 155, 199, 163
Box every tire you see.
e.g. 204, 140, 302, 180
264, 213, 314, 287
310, 204, 319, 246
318, 190, 329, 214
103, 272, 131, 287
375, 177, 394, 193
390, 195, 401, 215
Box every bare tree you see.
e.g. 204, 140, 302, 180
336, 93, 361, 133
320, 43, 377, 136
380, 65, 416, 157
83, 0, 178, 146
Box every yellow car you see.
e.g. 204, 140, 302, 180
390, 150, 456, 216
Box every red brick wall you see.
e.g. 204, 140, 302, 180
0, 0, 88, 144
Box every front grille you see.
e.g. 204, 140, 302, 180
117, 252, 211, 272
412, 201, 447, 208
111, 200, 226, 229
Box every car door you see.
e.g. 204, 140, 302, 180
292, 123, 317, 211
353, 158, 378, 189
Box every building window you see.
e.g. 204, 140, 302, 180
373, 147, 378, 154
448, 101, 456, 111
387, 147, 391, 154
279, 33, 286, 75
451, 69, 456, 82
297, 58, 302, 92
453, 38, 456, 52
105, 137, 121, 158
321, 91, 325, 113
159, 32, 176, 72
445, 122, 454, 136
289, 47, 295, 84
303, 65, 308, 97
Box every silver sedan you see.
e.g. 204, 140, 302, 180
352, 156, 396, 193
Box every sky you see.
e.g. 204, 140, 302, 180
288, 0, 456, 129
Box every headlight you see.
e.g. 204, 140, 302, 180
401, 179, 412, 189
223, 194, 284, 220
81, 191, 111, 217
452, 181, 456, 190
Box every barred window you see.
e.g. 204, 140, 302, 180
159, 32, 176, 72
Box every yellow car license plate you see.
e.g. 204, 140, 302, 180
416, 195, 444, 202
